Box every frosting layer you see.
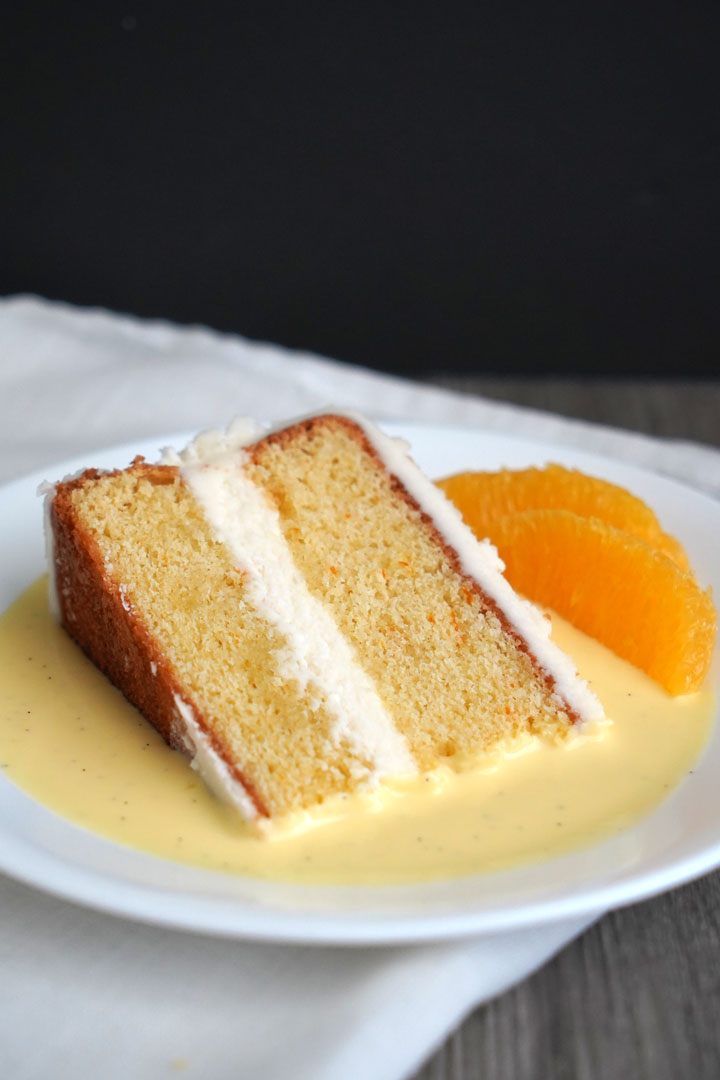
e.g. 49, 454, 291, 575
179, 435, 416, 792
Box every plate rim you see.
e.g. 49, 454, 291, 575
0, 419, 718, 945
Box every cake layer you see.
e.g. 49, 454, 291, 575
245, 418, 596, 767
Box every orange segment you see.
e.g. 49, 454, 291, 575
438, 465, 690, 571
487, 509, 716, 695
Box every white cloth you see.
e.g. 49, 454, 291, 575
0, 295, 718, 1080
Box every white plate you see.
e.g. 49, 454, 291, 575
0, 422, 718, 945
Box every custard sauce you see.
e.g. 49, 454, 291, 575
0, 578, 713, 885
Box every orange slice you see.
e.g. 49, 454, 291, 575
438, 464, 690, 571
488, 509, 716, 695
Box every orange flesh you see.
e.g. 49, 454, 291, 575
438, 465, 690, 570
439, 467, 716, 695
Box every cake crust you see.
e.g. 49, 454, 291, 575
51, 463, 270, 817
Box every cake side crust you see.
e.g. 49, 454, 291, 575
50, 467, 269, 819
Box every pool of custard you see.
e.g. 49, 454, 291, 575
0, 577, 714, 886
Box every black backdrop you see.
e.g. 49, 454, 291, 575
3, 3, 719, 378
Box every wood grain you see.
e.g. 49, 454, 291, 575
415, 377, 720, 1080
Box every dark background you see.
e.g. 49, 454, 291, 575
2, 2, 719, 378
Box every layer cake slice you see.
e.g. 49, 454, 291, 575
45, 412, 604, 825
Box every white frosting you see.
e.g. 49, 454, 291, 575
172, 694, 260, 822
160, 416, 262, 467
179, 431, 416, 785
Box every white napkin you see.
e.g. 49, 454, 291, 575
1, 295, 718, 1080
2, 296, 720, 495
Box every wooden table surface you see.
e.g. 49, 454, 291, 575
414, 377, 720, 1080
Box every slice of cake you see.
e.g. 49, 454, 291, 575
45, 412, 604, 825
